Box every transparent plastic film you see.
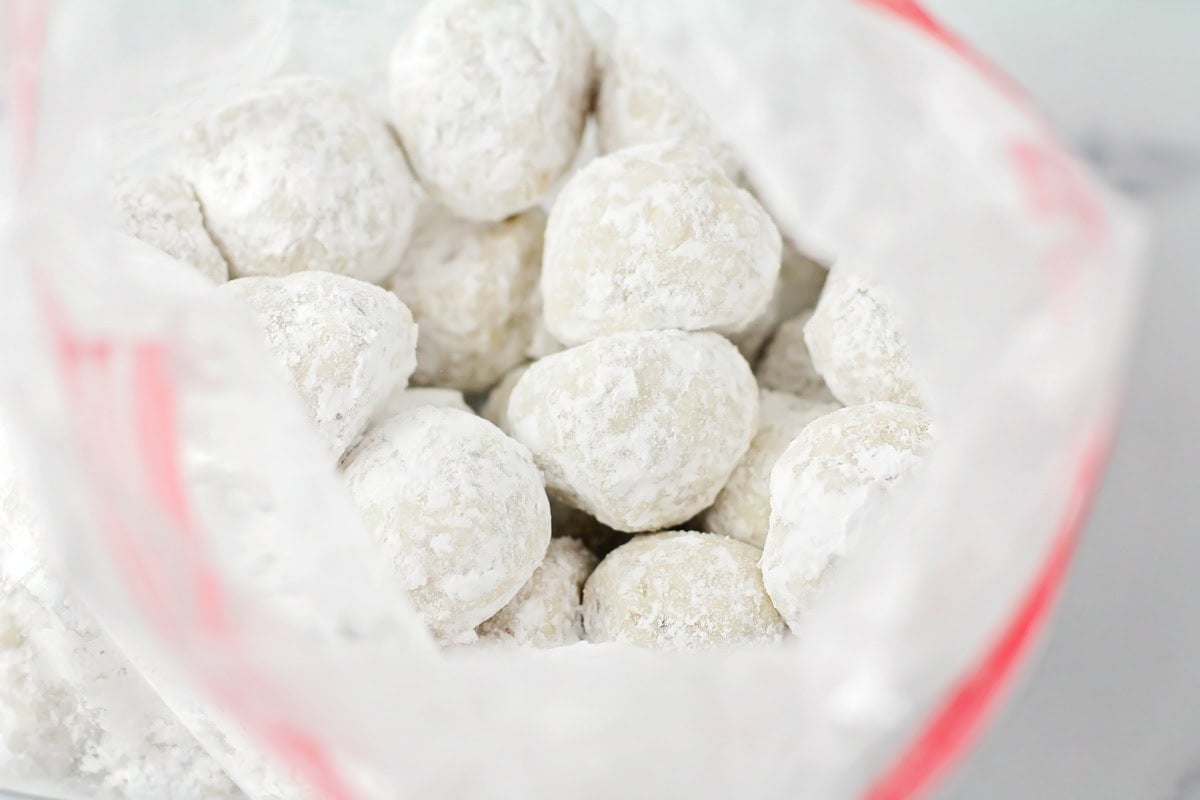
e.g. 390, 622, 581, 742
0, 1, 1145, 799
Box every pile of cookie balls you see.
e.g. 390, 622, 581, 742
112, 0, 934, 651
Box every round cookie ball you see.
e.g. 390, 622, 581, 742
704, 390, 838, 548
389, 209, 544, 391
762, 402, 934, 630
180, 75, 418, 282
507, 330, 758, 532
480, 362, 530, 432
221, 272, 418, 458
542, 139, 780, 346
805, 268, 923, 408
595, 34, 741, 179
582, 531, 785, 651
388, 0, 594, 221
110, 173, 229, 283
477, 537, 598, 648
343, 408, 551, 641
756, 311, 837, 403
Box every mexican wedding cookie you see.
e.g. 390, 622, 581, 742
221, 271, 418, 457
388, 0, 593, 221
110, 173, 229, 283
389, 209, 544, 391
762, 402, 934, 630
507, 330, 758, 532
343, 408, 551, 640
756, 311, 837, 403
180, 75, 418, 282
595, 34, 741, 179
704, 390, 838, 548
582, 531, 785, 651
477, 537, 598, 648
541, 140, 781, 345
805, 267, 923, 407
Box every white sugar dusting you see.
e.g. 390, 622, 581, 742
342, 408, 551, 641
582, 531, 785, 651
757, 311, 838, 403
705, 390, 839, 548
389, 208, 544, 392
804, 267, 923, 408
179, 75, 419, 282
388, 0, 594, 221
109, 173, 230, 284
221, 271, 418, 459
761, 402, 933, 631
541, 140, 780, 345
477, 537, 598, 648
507, 330, 758, 532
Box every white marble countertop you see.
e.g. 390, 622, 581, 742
920, 1, 1200, 798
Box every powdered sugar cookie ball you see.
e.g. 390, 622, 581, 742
507, 330, 758, 532
542, 140, 780, 345
389, 0, 594, 221
704, 390, 838, 548
372, 387, 472, 428
180, 75, 418, 282
762, 402, 933, 630
757, 312, 837, 403
805, 268, 923, 408
582, 531, 785, 651
110, 173, 228, 283
477, 537, 598, 647
480, 363, 530, 432
221, 272, 418, 458
596, 34, 741, 179
389, 209, 543, 391
343, 408, 551, 640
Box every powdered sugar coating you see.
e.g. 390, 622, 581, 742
372, 387, 472, 429
704, 390, 838, 548
0, 441, 242, 798
757, 311, 837, 403
110, 173, 229, 284
477, 537, 598, 648
507, 330, 758, 532
595, 34, 741, 179
389, 0, 594, 221
542, 140, 780, 345
762, 402, 933, 630
805, 268, 923, 408
180, 75, 418, 282
342, 408, 551, 640
221, 272, 418, 458
582, 531, 785, 651
480, 362, 530, 432
389, 209, 543, 391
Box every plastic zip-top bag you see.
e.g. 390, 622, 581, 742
0, 1, 1145, 798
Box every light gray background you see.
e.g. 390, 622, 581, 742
919, 2, 1200, 798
